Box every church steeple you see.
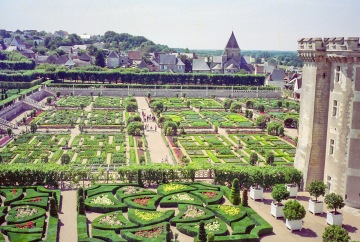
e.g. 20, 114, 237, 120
225, 31, 240, 49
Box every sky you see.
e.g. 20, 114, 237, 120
2, 0, 360, 51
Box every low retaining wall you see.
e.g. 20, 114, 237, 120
0, 102, 35, 122
47, 87, 282, 98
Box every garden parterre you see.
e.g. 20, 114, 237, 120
93, 96, 123, 108
78, 182, 272, 241
200, 111, 253, 128
162, 110, 212, 128
56, 96, 92, 107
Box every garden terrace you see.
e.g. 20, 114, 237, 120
34, 110, 87, 127
55, 96, 92, 107
229, 133, 296, 165
84, 110, 123, 127
0, 133, 71, 164
93, 96, 124, 109
149, 97, 190, 109
0, 186, 60, 242
79, 182, 272, 241
162, 110, 211, 129
237, 98, 299, 111
200, 111, 253, 128
188, 98, 223, 109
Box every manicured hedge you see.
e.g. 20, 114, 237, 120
190, 190, 224, 205
170, 204, 215, 226
0, 189, 23, 205
176, 218, 228, 237
6, 206, 46, 224
11, 196, 49, 209
92, 211, 137, 233
85, 193, 127, 213
43, 216, 59, 242
0, 216, 45, 234
77, 214, 88, 241
127, 208, 175, 227
159, 192, 203, 208
242, 206, 273, 236
92, 228, 126, 242
207, 205, 246, 225
7, 232, 43, 242
86, 185, 121, 198
231, 217, 256, 235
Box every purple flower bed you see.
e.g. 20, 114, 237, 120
168, 137, 175, 147
138, 148, 144, 157
0, 136, 11, 146
174, 148, 183, 160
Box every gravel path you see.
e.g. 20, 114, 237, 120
58, 190, 78, 242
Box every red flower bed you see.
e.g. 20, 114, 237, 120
0, 136, 11, 146
133, 197, 151, 206
173, 148, 183, 160
168, 136, 175, 147
202, 191, 217, 199
134, 225, 163, 238
11, 189, 17, 195
29, 197, 42, 202
137, 149, 144, 157
16, 221, 34, 229
281, 135, 296, 146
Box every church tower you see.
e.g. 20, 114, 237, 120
222, 31, 241, 62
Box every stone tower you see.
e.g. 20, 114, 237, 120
295, 37, 360, 208
222, 31, 241, 62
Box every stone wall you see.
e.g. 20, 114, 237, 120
0, 101, 35, 121
47, 87, 281, 98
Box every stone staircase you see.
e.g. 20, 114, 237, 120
24, 97, 45, 110
0, 117, 16, 129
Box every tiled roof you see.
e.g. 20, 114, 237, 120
128, 50, 142, 60
159, 54, 176, 65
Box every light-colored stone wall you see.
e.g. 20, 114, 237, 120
297, 37, 360, 208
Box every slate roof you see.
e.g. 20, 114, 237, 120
212, 56, 222, 63
59, 46, 72, 53
56, 55, 69, 65
159, 54, 176, 65
226, 63, 237, 70
269, 69, 286, 81
47, 55, 58, 64
35, 55, 49, 63
264, 65, 275, 74
137, 60, 149, 69
73, 45, 87, 50
64, 58, 75, 67
192, 59, 210, 71
225, 31, 240, 49
128, 50, 142, 60
176, 58, 185, 66
107, 51, 119, 59
212, 64, 222, 70
79, 52, 91, 62
10, 37, 25, 47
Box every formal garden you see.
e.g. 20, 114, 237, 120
0, 186, 60, 241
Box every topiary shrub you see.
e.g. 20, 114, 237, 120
163, 121, 177, 136
324, 193, 345, 214
283, 200, 306, 221
242, 188, 248, 207
61, 154, 70, 164
207, 232, 215, 242
49, 197, 58, 217
322, 225, 350, 242
249, 152, 258, 166
78, 196, 85, 215
307, 180, 326, 202
265, 152, 275, 165
230, 178, 241, 205
127, 122, 143, 135
198, 221, 207, 242
77, 187, 84, 198
271, 184, 290, 205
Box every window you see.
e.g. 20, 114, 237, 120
329, 139, 335, 155
332, 100, 338, 116
335, 66, 341, 82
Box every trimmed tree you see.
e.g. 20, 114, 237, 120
230, 178, 241, 205
271, 184, 290, 205
249, 152, 258, 166
77, 187, 84, 198
78, 196, 85, 215
322, 225, 350, 242
283, 200, 306, 221
198, 221, 207, 242
307, 180, 327, 202
324, 193, 345, 214
207, 232, 215, 242
265, 152, 275, 165
242, 188, 248, 207
49, 197, 58, 217
61, 154, 70, 164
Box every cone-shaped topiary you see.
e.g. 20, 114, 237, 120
198, 221, 207, 242
77, 187, 84, 198
78, 196, 85, 215
49, 197, 58, 217
207, 232, 215, 242
52, 192, 59, 209
242, 188, 248, 207
230, 178, 241, 205
166, 231, 172, 242
137, 170, 144, 188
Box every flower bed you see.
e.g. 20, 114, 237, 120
124, 195, 162, 211
157, 183, 196, 196
127, 208, 175, 226
7, 206, 46, 224
207, 205, 246, 225
177, 218, 228, 237
170, 204, 215, 226
190, 190, 224, 205
85, 193, 127, 213
92, 211, 137, 232
120, 222, 168, 242
0, 136, 11, 147
116, 186, 156, 202
159, 192, 204, 208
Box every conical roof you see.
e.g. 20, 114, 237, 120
225, 31, 240, 49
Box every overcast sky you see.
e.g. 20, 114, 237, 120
2, 0, 360, 51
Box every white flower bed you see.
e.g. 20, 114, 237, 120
195, 220, 220, 232
90, 195, 114, 205
122, 186, 144, 195
15, 206, 38, 219
170, 193, 194, 201
99, 213, 123, 226
182, 205, 205, 219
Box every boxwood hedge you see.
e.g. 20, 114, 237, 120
91, 211, 137, 233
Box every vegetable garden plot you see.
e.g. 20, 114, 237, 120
150, 97, 189, 109
229, 134, 296, 165
200, 111, 253, 128
236, 97, 299, 111
187, 98, 223, 109
34, 109, 88, 126
78, 182, 272, 241
162, 111, 211, 128
177, 135, 243, 164
56, 96, 92, 107
93, 96, 123, 108
0, 134, 71, 164
84, 110, 123, 126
